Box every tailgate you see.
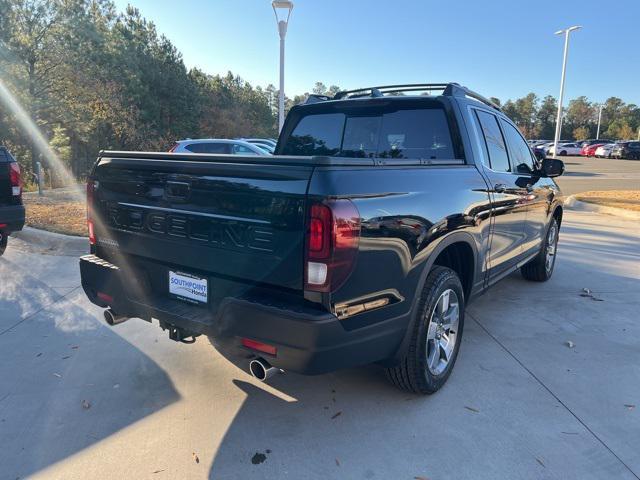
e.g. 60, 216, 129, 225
92, 155, 313, 291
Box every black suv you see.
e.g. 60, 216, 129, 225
0, 147, 25, 255
612, 141, 640, 160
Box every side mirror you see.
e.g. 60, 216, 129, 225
540, 158, 565, 177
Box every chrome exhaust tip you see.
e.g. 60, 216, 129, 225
104, 308, 129, 326
249, 358, 281, 382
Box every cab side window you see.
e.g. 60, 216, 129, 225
474, 110, 510, 172
500, 120, 535, 174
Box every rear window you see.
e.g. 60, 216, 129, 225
282, 107, 456, 159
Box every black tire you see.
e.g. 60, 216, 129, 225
386, 266, 465, 394
521, 218, 559, 282
0, 232, 6, 256
560, 150, 567, 156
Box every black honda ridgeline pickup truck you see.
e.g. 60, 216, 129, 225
80, 83, 565, 394
0, 146, 25, 256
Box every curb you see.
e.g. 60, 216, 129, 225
564, 196, 640, 221
13, 226, 89, 254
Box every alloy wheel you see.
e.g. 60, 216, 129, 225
545, 223, 558, 273
425, 289, 460, 375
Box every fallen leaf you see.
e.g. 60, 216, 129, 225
53, 373, 62, 378
565, 341, 575, 348
81, 400, 91, 409
624, 404, 635, 410
36, 353, 42, 357
414, 476, 430, 480
536, 457, 545, 468
152, 469, 165, 474
464, 406, 480, 413
335, 458, 340, 466
192, 452, 199, 464
251, 452, 266, 464
580, 289, 604, 301
62, 356, 71, 360
331, 411, 342, 419
71, 345, 79, 349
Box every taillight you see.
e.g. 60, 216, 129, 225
305, 200, 360, 292
87, 180, 96, 245
8, 162, 21, 197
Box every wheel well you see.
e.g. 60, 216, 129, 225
553, 205, 563, 227
433, 242, 474, 300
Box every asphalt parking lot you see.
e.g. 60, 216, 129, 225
1, 207, 639, 480
554, 155, 640, 195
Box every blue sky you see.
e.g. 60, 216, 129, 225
113, 0, 640, 104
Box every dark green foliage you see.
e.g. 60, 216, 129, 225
0, 0, 278, 178
496, 92, 639, 141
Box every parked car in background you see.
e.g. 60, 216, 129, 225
238, 138, 278, 153
611, 141, 640, 159
580, 143, 604, 157
547, 142, 581, 156
579, 138, 614, 149
534, 140, 572, 158
534, 142, 553, 157
168, 139, 271, 155
594, 143, 616, 158
0, 146, 25, 256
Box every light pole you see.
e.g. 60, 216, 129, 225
596, 103, 603, 140
552, 25, 581, 158
272, 1, 293, 133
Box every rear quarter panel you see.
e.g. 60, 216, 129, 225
308, 164, 493, 330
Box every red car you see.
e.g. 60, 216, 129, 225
581, 143, 603, 156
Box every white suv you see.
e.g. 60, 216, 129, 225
547, 142, 581, 156
169, 139, 271, 155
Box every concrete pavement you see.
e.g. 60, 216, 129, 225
0, 210, 638, 480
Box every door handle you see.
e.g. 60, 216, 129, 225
494, 183, 507, 193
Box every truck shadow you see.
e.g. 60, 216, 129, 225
206, 368, 410, 480
0, 253, 180, 479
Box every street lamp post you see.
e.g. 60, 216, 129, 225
552, 26, 581, 158
272, 1, 293, 133
596, 103, 603, 140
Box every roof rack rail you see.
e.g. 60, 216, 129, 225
333, 83, 450, 100
443, 83, 502, 112
303, 94, 331, 105
329, 82, 502, 111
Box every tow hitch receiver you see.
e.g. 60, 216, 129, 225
160, 321, 200, 344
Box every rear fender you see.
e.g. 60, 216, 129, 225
381, 231, 479, 366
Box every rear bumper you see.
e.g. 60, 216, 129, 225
79, 254, 407, 375
0, 204, 25, 233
